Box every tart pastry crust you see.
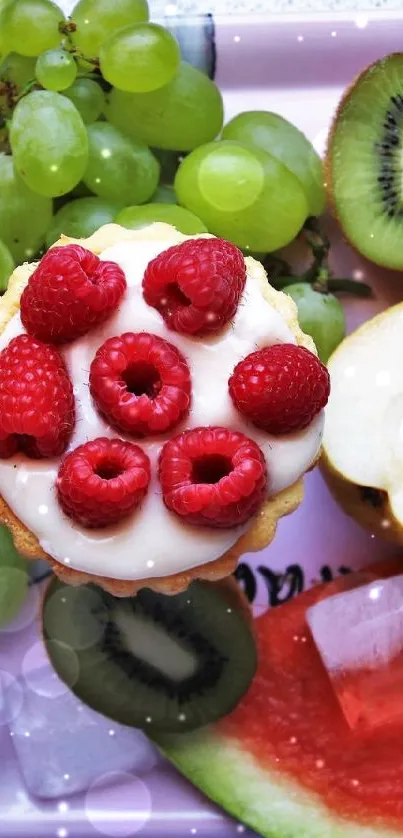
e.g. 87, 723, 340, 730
0, 223, 317, 594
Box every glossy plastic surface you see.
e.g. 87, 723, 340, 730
1, 10, 403, 838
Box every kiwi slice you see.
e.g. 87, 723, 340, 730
328, 53, 403, 269
42, 577, 256, 733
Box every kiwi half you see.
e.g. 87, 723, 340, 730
42, 576, 256, 733
328, 53, 403, 269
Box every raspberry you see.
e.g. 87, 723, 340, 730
0, 335, 75, 459
56, 437, 151, 529
159, 426, 267, 528
90, 332, 191, 437
21, 244, 127, 344
142, 238, 246, 336
229, 343, 330, 435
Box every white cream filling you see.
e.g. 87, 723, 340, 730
0, 236, 323, 580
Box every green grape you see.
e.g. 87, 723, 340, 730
83, 121, 159, 204
35, 48, 77, 91
0, 0, 8, 54
75, 55, 96, 74
0, 525, 28, 628
0, 239, 14, 292
0, 53, 36, 87
116, 203, 207, 235
46, 196, 123, 247
285, 283, 346, 364
105, 62, 223, 151
1, 0, 63, 57
222, 111, 325, 218
63, 78, 104, 124
100, 23, 180, 94
71, 0, 149, 59
174, 140, 308, 252
0, 154, 52, 262
10, 90, 88, 197
0, 15, 5, 62
151, 184, 177, 204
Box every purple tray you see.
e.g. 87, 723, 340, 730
2, 9, 403, 838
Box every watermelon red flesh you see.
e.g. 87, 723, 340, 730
330, 654, 403, 734
156, 559, 403, 838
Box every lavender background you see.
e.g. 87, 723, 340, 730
151, 0, 403, 12
2, 7, 403, 838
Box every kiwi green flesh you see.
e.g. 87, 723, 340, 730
42, 577, 257, 734
330, 53, 403, 269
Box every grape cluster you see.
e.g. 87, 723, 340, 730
0, 0, 348, 626
0, 0, 327, 282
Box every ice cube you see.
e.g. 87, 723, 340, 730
0, 670, 23, 726
4, 639, 160, 799
307, 575, 403, 732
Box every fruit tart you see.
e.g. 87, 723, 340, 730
0, 223, 329, 595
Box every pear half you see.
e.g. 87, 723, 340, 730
322, 303, 403, 543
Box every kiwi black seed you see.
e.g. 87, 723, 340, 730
42, 577, 257, 733
328, 53, 403, 269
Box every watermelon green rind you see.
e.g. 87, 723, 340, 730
156, 729, 401, 838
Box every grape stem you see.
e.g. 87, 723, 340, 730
0, 77, 39, 118
268, 216, 372, 297
0, 59, 100, 123
61, 22, 101, 70
301, 216, 372, 297
59, 20, 77, 35
0, 130, 10, 155
323, 278, 372, 297
301, 216, 331, 287
272, 272, 371, 296
262, 254, 293, 280
68, 48, 100, 70
0, 80, 16, 115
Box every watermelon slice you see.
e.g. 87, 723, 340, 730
155, 559, 403, 838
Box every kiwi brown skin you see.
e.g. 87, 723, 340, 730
41, 574, 257, 734
40, 573, 254, 634
321, 450, 403, 545
38, 575, 254, 656
325, 52, 403, 267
